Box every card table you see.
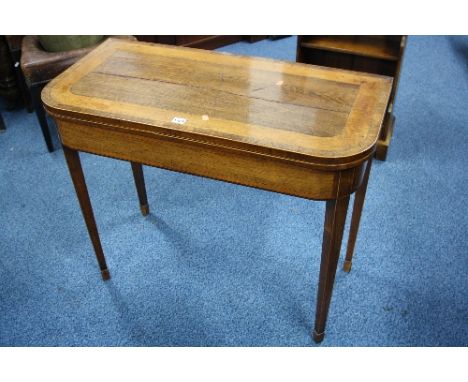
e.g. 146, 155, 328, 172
42, 38, 392, 343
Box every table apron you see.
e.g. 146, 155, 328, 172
56, 119, 367, 200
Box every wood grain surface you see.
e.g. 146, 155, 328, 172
42, 38, 392, 168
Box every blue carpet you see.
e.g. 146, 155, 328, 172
0, 36, 467, 346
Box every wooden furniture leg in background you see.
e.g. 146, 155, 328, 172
313, 196, 350, 343
63, 146, 110, 280
130, 162, 149, 216
343, 159, 373, 273
30, 84, 54, 152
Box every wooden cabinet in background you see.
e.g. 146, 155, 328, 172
0, 36, 20, 109
136, 36, 267, 50
297, 35, 407, 161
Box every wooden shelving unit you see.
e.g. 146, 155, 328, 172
300, 36, 400, 61
297, 35, 407, 161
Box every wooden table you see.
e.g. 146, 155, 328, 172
42, 38, 391, 343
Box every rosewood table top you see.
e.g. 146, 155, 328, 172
43, 38, 391, 170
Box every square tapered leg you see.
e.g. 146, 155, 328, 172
313, 196, 350, 343
130, 162, 149, 216
63, 146, 110, 280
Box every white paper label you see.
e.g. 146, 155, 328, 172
171, 117, 187, 125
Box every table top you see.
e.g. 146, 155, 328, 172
42, 38, 392, 168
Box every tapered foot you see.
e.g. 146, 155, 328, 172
343, 260, 352, 273
140, 203, 149, 216
312, 330, 325, 343
101, 269, 111, 281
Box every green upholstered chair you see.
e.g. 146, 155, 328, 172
37, 35, 105, 52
